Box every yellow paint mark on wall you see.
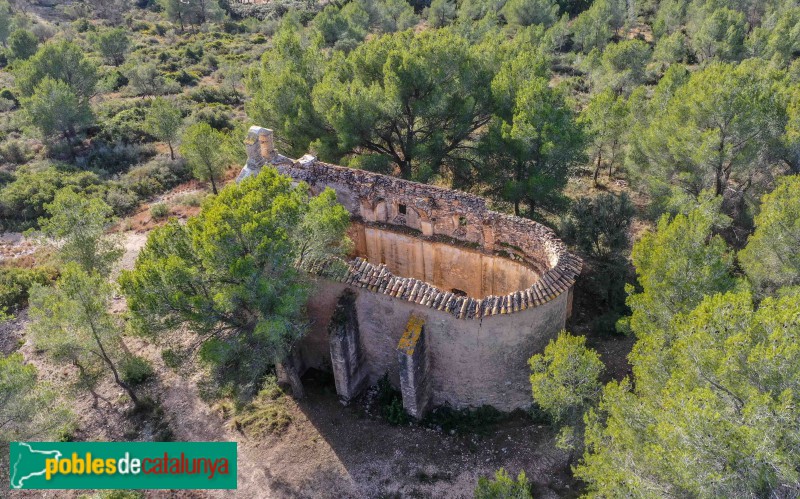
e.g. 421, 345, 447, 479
397, 315, 425, 355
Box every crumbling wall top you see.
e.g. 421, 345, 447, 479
237, 127, 582, 320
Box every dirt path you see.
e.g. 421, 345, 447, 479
115, 230, 574, 498
3, 222, 634, 498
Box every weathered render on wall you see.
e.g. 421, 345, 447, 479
238, 126, 581, 414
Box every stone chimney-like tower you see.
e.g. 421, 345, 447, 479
237, 126, 276, 182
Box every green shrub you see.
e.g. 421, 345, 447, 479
120, 157, 191, 199
169, 69, 200, 87
376, 373, 409, 425
149, 202, 169, 219
104, 186, 139, 216
73, 18, 91, 33
475, 469, 533, 499
191, 107, 234, 131
0, 88, 17, 106
184, 45, 204, 63
120, 356, 155, 386
97, 70, 129, 93
0, 140, 32, 165
176, 192, 205, 207
189, 86, 240, 105
0, 165, 104, 231
384, 397, 409, 425
161, 348, 182, 370
222, 20, 245, 34
0, 266, 58, 316
79, 142, 155, 174
96, 101, 149, 144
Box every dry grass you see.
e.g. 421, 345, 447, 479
227, 377, 292, 438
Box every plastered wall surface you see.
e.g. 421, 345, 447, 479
302, 279, 568, 411
351, 223, 540, 299
238, 126, 581, 411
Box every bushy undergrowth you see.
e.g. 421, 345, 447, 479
376, 373, 409, 425
120, 356, 155, 386
0, 266, 58, 316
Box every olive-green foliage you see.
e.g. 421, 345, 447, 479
363, 0, 418, 34
0, 166, 104, 231
232, 376, 291, 436
93, 28, 130, 66
124, 62, 179, 96
428, 0, 457, 28
179, 122, 233, 194
159, 0, 223, 30
7, 29, 38, 61
149, 202, 169, 219
588, 39, 651, 95
313, 28, 494, 181
474, 469, 533, 499
652, 30, 687, 66
144, 97, 183, 160
579, 88, 629, 184
119, 168, 351, 399
571, 0, 626, 52
562, 192, 633, 261
622, 196, 735, 344
628, 61, 786, 211
15, 41, 98, 144
36, 187, 122, 275
250, 13, 585, 218
0, 352, 74, 442
120, 356, 155, 386
561, 192, 633, 315
375, 373, 409, 425
530, 331, 604, 424
0, 266, 58, 318
118, 158, 191, 200
576, 181, 800, 495
22, 77, 93, 142
687, 4, 747, 62
314, 1, 370, 46
0, 0, 10, 46
457, 0, 506, 21
480, 49, 585, 216
578, 289, 800, 496
652, 0, 686, 39
500, 0, 560, 27
15, 41, 98, 102
747, 7, 800, 67
247, 15, 328, 158
29, 264, 141, 406
739, 175, 800, 292
785, 83, 800, 171
188, 86, 239, 105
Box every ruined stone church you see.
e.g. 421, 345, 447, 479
238, 126, 581, 417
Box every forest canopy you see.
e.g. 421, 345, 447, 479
1, 0, 800, 496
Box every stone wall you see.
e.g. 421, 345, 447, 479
300, 278, 570, 411
238, 126, 582, 413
